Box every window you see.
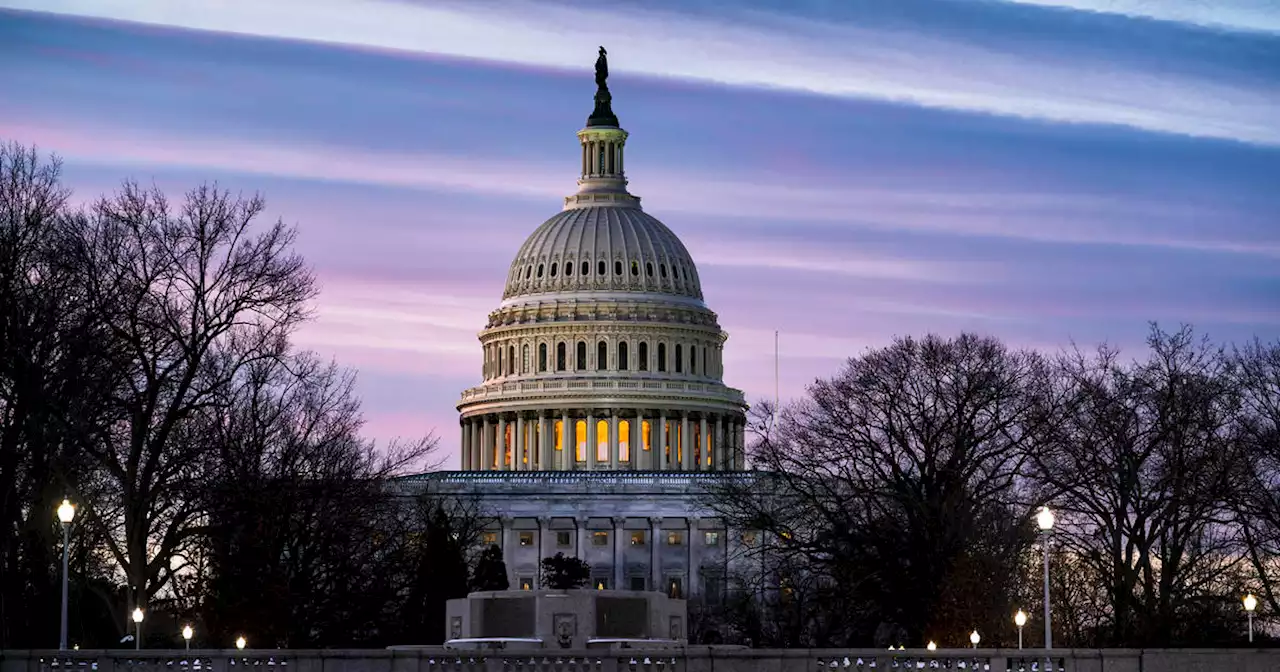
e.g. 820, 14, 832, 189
522, 344, 530, 374
565, 261, 573, 276
741, 531, 758, 546
630, 260, 639, 276
630, 530, 646, 546
525, 266, 532, 279
638, 342, 648, 371
614, 260, 623, 276
539, 343, 548, 372
508, 346, 516, 375
537, 263, 544, 278
618, 342, 629, 371
657, 343, 667, 372
556, 531, 572, 547
556, 342, 567, 371
482, 531, 498, 546
675, 344, 684, 373
596, 578, 609, 590
629, 577, 647, 591
581, 261, 589, 276
598, 260, 606, 276
667, 577, 684, 599
660, 264, 668, 279
519, 532, 534, 546
519, 577, 534, 591
646, 262, 654, 277
592, 531, 609, 546
619, 420, 630, 462
576, 341, 587, 371
690, 346, 697, 375
597, 341, 608, 371
550, 262, 558, 277
704, 531, 721, 547
666, 531, 684, 546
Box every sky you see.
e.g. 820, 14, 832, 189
1, 0, 1278, 469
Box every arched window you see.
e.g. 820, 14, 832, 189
557, 342, 567, 371
657, 343, 667, 372
703, 346, 709, 376
581, 261, 589, 276
630, 260, 639, 276
597, 341, 608, 371
646, 262, 654, 277
660, 264, 668, 279
522, 344, 530, 373
508, 345, 515, 375
675, 344, 684, 373
690, 346, 697, 375
539, 343, 548, 372
598, 260, 606, 276
550, 262, 558, 277
614, 260, 623, 276
618, 341, 629, 371
565, 261, 573, 276
537, 264, 544, 278
638, 342, 649, 371
576, 341, 587, 371
525, 266, 532, 279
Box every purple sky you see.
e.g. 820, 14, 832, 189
2, 0, 1278, 468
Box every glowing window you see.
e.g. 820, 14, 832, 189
482, 531, 498, 546
666, 531, 684, 546
619, 420, 630, 462
519, 532, 534, 546
576, 420, 587, 461
554, 420, 563, 452
593, 531, 609, 546
597, 420, 608, 461
630, 530, 646, 546
642, 420, 651, 452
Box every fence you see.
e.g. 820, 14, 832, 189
2, 647, 1278, 672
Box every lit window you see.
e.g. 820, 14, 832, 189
619, 420, 630, 462
482, 531, 498, 546
556, 531, 572, 547
741, 531, 757, 546
667, 531, 684, 546
704, 531, 720, 547
596, 579, 609, 590
631, 530, 646, 546
519, 532, 534, 547
667, 577, 684, 599
520, 578, 533, 591
593, 531, 609, 546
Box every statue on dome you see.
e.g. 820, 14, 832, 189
587, 46, 619, 127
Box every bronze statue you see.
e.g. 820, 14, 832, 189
587, 46, 618, 127
595, 46, 609, 89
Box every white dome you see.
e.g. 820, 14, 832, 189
502, 205, 702, 301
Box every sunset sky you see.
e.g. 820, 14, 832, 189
2, 0, 1278, 468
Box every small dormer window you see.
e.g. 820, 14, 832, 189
598, 260, 606, 276
614, 260, 623, 276
660, 264, 668, 279
566, 261, 573, 276
631, 260, 639, 276
581, 261, 589, 276
537, 264, 544, 278
550, 262, 558, 277
526, 266, 532, 279
646, 262, 654, 277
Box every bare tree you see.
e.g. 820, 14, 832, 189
1232, 337, 1280, 625
68, 182, 317, 610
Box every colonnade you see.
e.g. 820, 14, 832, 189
459, 409, 746, 471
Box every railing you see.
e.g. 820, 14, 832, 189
457, 379, 745, 405
4, 647, 1277, 672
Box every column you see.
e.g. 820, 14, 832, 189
736, 422, 746, 469
460, 421, 470, 470
575, 515, 588, 561
535, 517, 548, 589
481, 416, 492, 470
561, 412, 572, 470
539, 413, 552, 471
587, 412, 598, 470
699, 416, 709, 472
637, 409, 647, 470
658, 411, 668, 471
613, 516, 625, 590
680, 414, 692, 471
649, 517, 662, 592
501, 516, 515, 587
470, 420, 481, 472
714, 415, 725, 471
688, 517, 700, 597
609, 412, 619, 470
515, 414, 526, 472
497, 415, 508, 471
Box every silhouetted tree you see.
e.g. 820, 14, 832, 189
540, 552, 591, 589
471, 545, 509, 592
400, 490, 486, 644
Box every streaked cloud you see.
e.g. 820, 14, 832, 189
989, 0, 1280, 34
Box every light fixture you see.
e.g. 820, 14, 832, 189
57, 500, 76, 524
1038, 505, 1055, 653
132, 607, 144, 650
926, 641, 937, 651
1245, 594, 1258, 643
1014, 610, 1028, 649
57, 500, 75, 651
969, 630, 980, 649
1036, 506, 1055, 532
236, 635, 247, 650
132, 607, 144, 623
182, 625, 193, 650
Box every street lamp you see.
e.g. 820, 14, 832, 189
131, 607, 144, 650
1014, 610, 1028, 649
57, 499, 75, 651
969, 630, 980, 649
926, 641, 937, 651
235, 635, 247, 650
182, 625, 193, 650
1037, 506, 1056, 650
1244, 594, 1258, 643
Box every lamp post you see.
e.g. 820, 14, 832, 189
235, 635, 247, 651
1014, 610, 1028, 649
131, 607, 144, 650
1244, 594, 1258, 643
1037, 506, 1056, 650
182, 625, 193, 650
969, 630, 980, 649
57, 499, 75, 651
926, 641, 937, 651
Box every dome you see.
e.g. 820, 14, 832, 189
502, 205, 703, 301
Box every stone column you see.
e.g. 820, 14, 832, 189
539, 413, 552, 471
561, 412, 572, 470
575, 515, 588, 561
715, 415, 725, 471
688, 517, 700, 597
680, 414, 692, 471
481, 416, 492, 471
649, 517, 662, 592
609, 412, 619, 470
612, 516, 625, 590
515, 414, 526, 472
501, 516, 515, 586
469, 420, 480, 472
658, 412, 668, 471
736, 421, 746, 469
637, 409, 646, 470
460, 421, 470, 470
535, 516, 548, 589
699, 416, 709, 472
587, 412, 598, 470
497, 416, 509, 471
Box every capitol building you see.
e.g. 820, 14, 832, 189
409, 49, 751, 601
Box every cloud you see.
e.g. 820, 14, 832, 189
5, 0, 1278, 145
987, 0, 1280, 34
